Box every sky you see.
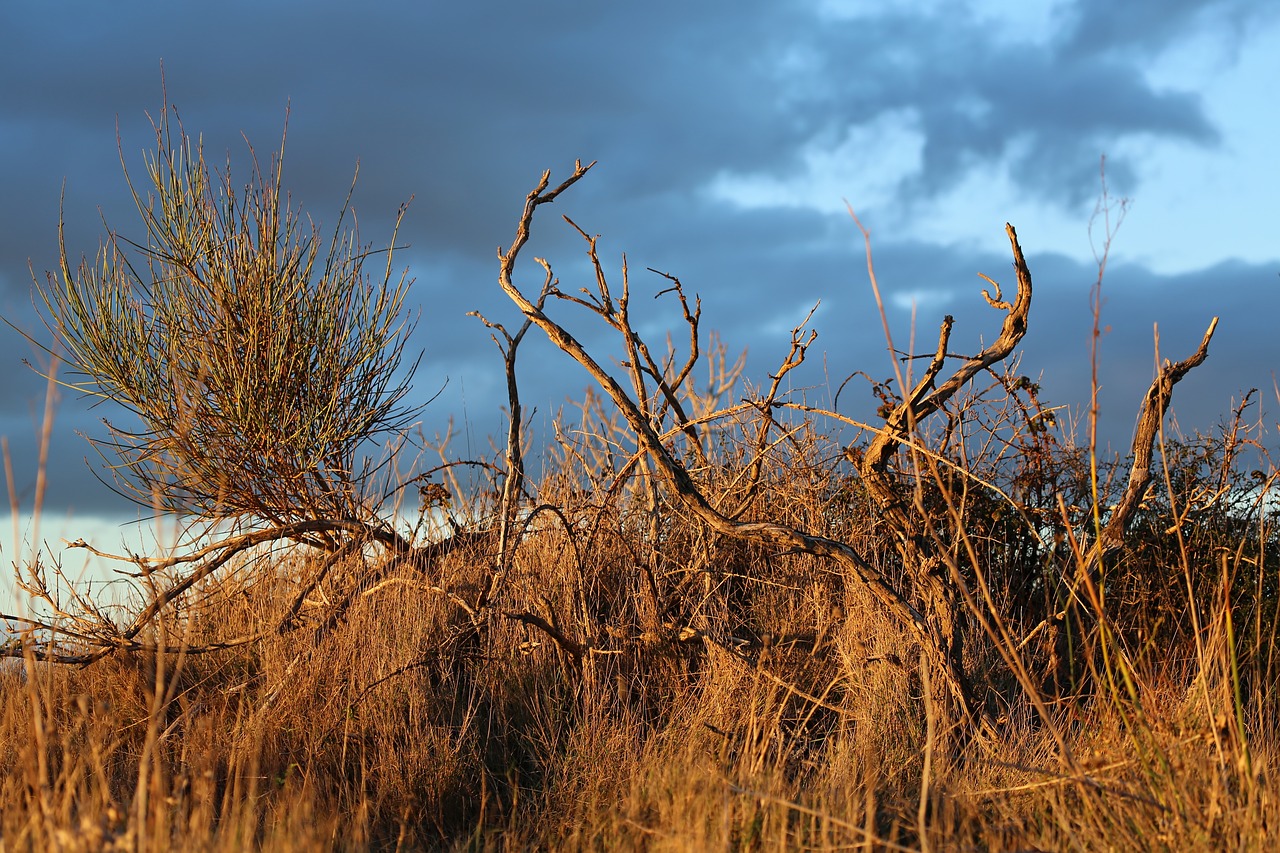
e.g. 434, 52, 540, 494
2, 0, 1278, 610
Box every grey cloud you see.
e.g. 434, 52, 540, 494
799, 15, 1227, 205
0, 0, 1276, 522
1060, 0, 1271, 58
1, 0, 1244, 275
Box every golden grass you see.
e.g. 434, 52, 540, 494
3, 420, 1277, 851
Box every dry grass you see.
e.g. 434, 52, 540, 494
3, 403, 1277, 851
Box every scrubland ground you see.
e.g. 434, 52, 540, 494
2, 123, 1277, 851
3, 403, 1277, 851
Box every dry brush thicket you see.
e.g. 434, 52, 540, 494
2, 112, 1279, 851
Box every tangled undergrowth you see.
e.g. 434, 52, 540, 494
3, 106, 1278, 851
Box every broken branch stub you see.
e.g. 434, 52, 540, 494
1092, 317, 1219, 570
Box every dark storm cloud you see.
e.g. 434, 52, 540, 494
796, 13, 1223, 204
0, 0, 1275, 519
4, 0, 1248, 275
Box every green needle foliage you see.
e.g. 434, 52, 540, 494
31, 106, 419, 527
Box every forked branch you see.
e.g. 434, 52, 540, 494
862, 224, 1033, 482
495, 167, 986, 728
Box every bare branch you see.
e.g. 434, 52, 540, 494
1092, 317, 1219, 566
495, 167, 985, 724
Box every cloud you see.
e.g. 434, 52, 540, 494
0, 0, 1276, 523
1060, 0, 1270, 57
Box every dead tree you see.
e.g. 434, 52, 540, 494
492, 164, 1007, 737
490, 165, 1220, 744
854, 223, 1034, 732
